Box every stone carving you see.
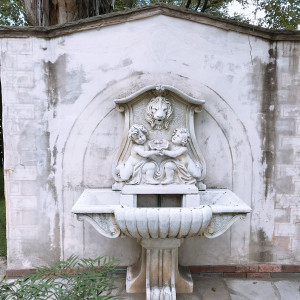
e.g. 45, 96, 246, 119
116, 124, 159, 184
145, 96, 172, 130
77, 213, 120, 238
72, 85, 252, 300
73, 189, 251, 299
160, 128, 202, 184
114, 206, 213, 239
204, 214, 246, 238
113, 85, 207, 190
115, 126, 203, 186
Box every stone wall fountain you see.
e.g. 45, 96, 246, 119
72, 85, 251, 299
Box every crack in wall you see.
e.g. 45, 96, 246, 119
248, 35, 253, 66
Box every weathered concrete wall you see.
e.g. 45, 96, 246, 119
1, 9, 299, 269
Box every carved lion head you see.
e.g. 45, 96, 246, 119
145, 96, 172, 130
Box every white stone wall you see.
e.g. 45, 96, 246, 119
274, 42, 300, 263
1, 14, 299, 269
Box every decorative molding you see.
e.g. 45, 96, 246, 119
115, 85, 205, 106
77, 213, 120, 238
204, 214, 246, 238
114, 206, 213, 239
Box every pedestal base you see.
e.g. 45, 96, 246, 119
126, 238, 193, 299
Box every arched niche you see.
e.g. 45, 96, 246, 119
195, 111, 233, 189
83, 102, 233, 190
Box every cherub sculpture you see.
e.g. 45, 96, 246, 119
160, 128, 202, 184
116, 124, 158, 184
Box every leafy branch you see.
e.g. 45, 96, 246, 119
0, 255, 121, 300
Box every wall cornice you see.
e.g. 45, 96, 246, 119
0, 3, 299, 41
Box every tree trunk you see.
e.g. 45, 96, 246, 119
24, 0, 113, 26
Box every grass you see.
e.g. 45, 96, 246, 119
0, 167, 6, 257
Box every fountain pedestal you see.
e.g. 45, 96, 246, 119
127, 239, 192, 298
72, 189, 251, 299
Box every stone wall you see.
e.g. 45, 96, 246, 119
0, 5, 299, 269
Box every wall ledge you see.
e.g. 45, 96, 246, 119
5, 264, 300, 279
0, 3, 299, 41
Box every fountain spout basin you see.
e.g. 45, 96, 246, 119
72, 188, 251, 298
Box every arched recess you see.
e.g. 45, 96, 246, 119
61, 73, 253, 263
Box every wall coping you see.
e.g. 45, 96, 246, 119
5, 264, 300, 279
0, 3, 299, 41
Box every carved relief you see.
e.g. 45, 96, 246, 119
116, 124, 159, 185
160, 128, 202, 185
145, 96, 172, 130
114, 206, 213, 239
113, 85, 206, 190
77, 213, 120, 238
115, 124, 204, 186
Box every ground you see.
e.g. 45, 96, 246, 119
115, 277, 300, 299
0, 260, 299, 299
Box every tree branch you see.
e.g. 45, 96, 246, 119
201, 0, 209, 12
185, 0, 192, 9
195, 0, 202, 11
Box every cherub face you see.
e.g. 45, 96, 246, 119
172, 129, 189, 146
172, 131, 184, 145
132, 131, 146, 145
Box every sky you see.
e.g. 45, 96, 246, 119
227, 0, 266, 25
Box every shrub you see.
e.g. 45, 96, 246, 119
0, 255, 121, 299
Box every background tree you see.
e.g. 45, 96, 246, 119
257, 0, 300, 29
24, 0, 113, 26
113, 0, 299, 29
0, 1, 299, 29
0, 0, 26, 26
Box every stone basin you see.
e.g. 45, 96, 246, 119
72, 188, 251, 299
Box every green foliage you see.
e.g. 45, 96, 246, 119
0, 255, 121, 299
0, 0, 299, 29
258, 0, 300, 29
0, 168, 6, 257
114, 0, 186, 11
0, 200, 5, 257
0, 0, 26, 26
113, 0, 228, 12
114, 0, 299, 29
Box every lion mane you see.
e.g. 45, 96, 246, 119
145, 96, 173, 129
